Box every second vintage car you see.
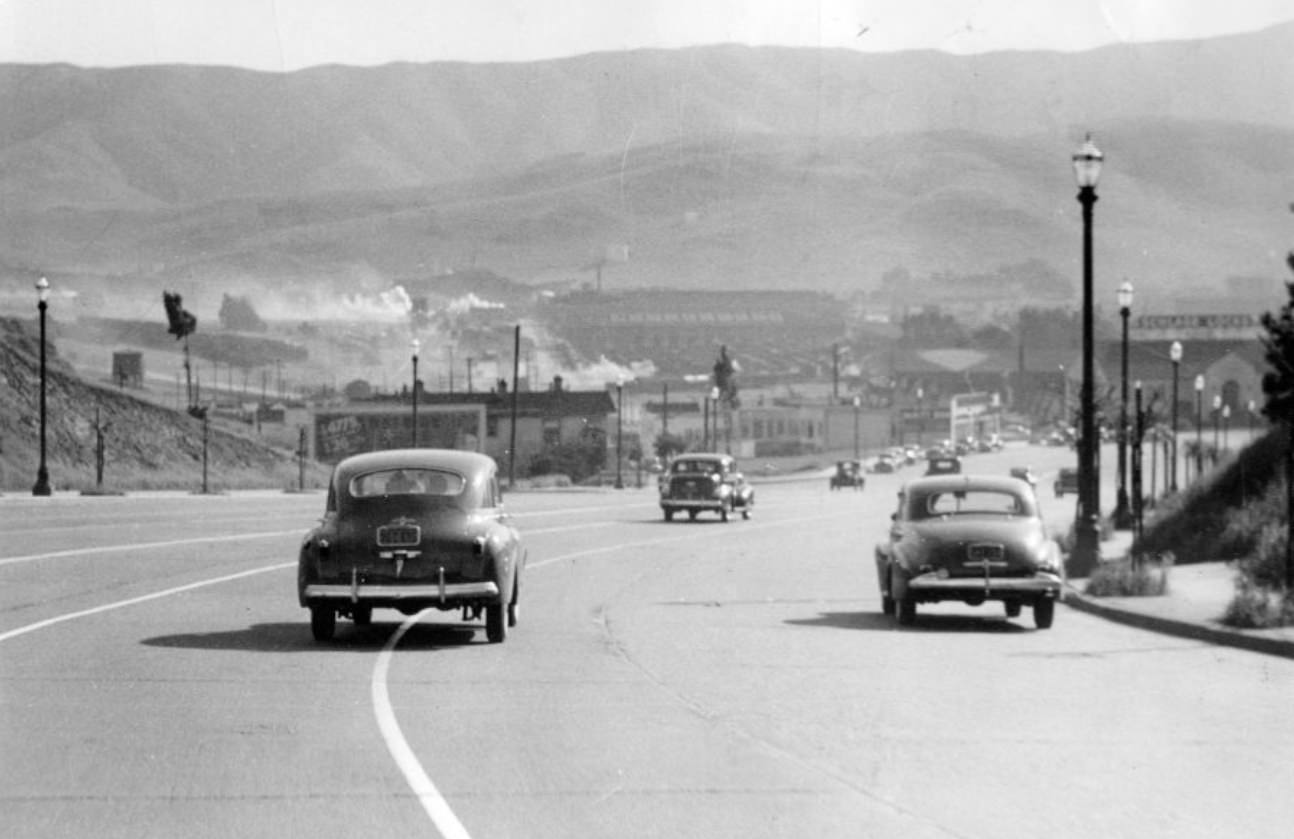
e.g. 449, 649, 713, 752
874, 473, 1064, 628
659, 453, 754, 522
297, 448, 525, 643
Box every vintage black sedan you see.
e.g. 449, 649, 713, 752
659, 453, 754, 522
297, 449, 525, 643
874, 474, 1064, 628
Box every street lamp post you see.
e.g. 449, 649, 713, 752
1222, 403, 1231, 452
1194, 375, 1205, 478
709, 386, 720, 451
1114, 279, 1134, 529
1169, 341, 1182, 493
852, 395, 861, 459
615, 379, 625, 489
1212, 394, 1222, 454
1071, 134, 1104, 573
32, 276, 52, 496
410, 338, 420, 447
916, 387, 924, 446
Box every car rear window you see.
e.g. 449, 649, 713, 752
349, 469, 466, 498
910, 489, 1030, 518
673, 460, 719, 474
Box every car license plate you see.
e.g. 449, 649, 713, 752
377, 525, 420, 547
966, 543, 1005, 562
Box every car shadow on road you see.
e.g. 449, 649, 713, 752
141, 621, 482, 652
787, 611, 1030, 633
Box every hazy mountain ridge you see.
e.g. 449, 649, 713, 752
1, 25, 1292, 308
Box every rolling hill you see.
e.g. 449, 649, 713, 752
1, 24, 1293, 314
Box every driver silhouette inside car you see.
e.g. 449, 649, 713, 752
385, 469, 422, 494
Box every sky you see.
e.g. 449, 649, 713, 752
1, 0, 1292, 72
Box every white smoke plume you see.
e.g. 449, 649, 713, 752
552, 355, 657, 390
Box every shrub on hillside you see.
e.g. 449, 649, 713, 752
1222, 574, 1294, 628
1084, 554, 1172, 597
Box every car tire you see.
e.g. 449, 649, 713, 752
486, 601, 508, 643
897, 597, 916, 626
881, 593, 895, 616
1034, 598, 1055, 629
741, 505, 751, 520
310, 606, 335, 642
720, 502, 730, 522
1003, 601, 1022, 618
664, 509, 674, 522
352, 606, 372, 626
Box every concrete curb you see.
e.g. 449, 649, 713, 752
1062, 586, 1294, 662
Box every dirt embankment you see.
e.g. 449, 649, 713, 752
1, 317, 330, 493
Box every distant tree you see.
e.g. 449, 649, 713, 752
970, 323, 1015, 351
654, 431, 688, 460
713, 345, 740, 408
1019, 306, 1079, 349
1257, 213, 1294, 590
1260, 274, 1294, 423
218, 294, 266, 332
901, 307, 967, 347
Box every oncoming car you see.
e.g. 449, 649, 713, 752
659, 453, 754, 522
874, 474, 1064, 628
297, 449, 525, 643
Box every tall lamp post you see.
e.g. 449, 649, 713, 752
32, 276, 52, 496
410, 338, 420, 447
852, 395, 861, 459
1212, 394, 1222, 453
915, 387, 924, 446
714, 385, 722, 451
1169, 341, 1182, 492
1071, 134, 1104, 573
1114, 279, 1134, 528
1194, 374, 1205, 478
614, 379, 625, 489
1222, 404, 1231, 452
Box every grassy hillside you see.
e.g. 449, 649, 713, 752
0, 317, 331, 493
1137, 424, 1294, 625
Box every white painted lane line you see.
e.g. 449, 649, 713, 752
0, 563, 293, 644
373, 612, 474, 839
0, 530, 302, 567
371, 508, 849, 834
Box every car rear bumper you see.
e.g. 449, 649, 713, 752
304, 581, 500, 605
907, 572, 1063, 600
661, 497, 725, 510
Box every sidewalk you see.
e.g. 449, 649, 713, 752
1063, 529, 1294, 660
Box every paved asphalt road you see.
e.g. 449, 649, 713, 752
3, 446, 1293, 838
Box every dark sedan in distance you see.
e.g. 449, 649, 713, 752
874, 474, 1064, 628
297, 448, 525, 643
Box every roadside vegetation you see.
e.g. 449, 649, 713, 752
1127, 260, 1294, 626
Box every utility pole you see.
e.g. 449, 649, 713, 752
93, 406, 111, 490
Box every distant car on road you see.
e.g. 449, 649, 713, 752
924, 455, 962, 476
659, 453, 754, 522
297, 448, 525, 643
830, 459, 865, 490
1054, 467, 1080, 497
874, 474, 1065, 628
871, 454, 898, 473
